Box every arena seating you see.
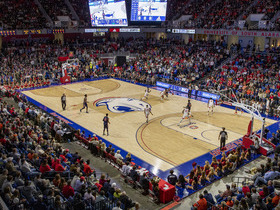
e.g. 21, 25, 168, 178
194, 0, 255, 29
169, 0, 280, 30
195, 51, 280, 117
69, 0, 91, 27
242, 0, 280, 21
0, 0, 48, 29
39, 0, 73, 21
1, 0, 279, 30
166, 0, 191, 20
0, 38, 229, 89
181, 0, 212, 21
191, 152, 280, 209
173, 145, 255, 196
0, 91, 142, 209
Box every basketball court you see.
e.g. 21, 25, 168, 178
22, 78, 276, 174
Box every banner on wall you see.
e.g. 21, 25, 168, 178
172, 29, 195, 34
156, 81, 220, 100
196, 29, 280, 38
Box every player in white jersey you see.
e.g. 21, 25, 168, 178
178, 106, 191, 126
207, 98, 215, 115
142, 87, 151, 100
160, 88, 173, 100
160, 90, 165, 100
144, 105, 153, 123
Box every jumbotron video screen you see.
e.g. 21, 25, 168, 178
89, 0, 128, 27
131, 0, 167, 21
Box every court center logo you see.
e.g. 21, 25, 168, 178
94, 97, 151, 113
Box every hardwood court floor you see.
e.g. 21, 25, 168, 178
22, 79, 276, 171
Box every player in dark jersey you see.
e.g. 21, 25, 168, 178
103, 113, 110, 136
219, 127, 228, 150
187, 100, 192, 111
165, 88, 171, 98
80, 94, 89, 113
61, 93, 66, 110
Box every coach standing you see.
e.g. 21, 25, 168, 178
219, 127, 228, 150
61, 93, 66, 110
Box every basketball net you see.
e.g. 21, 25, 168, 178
62, 59, 79, 77
210, 88, 264, 122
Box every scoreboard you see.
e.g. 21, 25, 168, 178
131, 0, 167, 21
88, 0, 128, 27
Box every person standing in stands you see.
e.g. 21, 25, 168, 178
61, 93, 66, 111
219, 127, 228, 150
80, 94, 88, 113
103, 113, 110, 136
167, 170, 178, 185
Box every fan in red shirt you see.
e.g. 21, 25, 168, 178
59, 151, 68, 163
39, 159, 51, 174
83, 159, 95, 177
242, 183, 251, 195
0, 136, 6, 145
193, 194, 208, 210
62, 180, 74, 198
55, 159, 66, 172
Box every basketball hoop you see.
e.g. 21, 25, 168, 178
209, 88, 266, 144
62, 59, 80, 77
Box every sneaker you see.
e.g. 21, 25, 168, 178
80, 109, 81, 112
86, 111, 89, 113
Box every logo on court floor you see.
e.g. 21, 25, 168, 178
189, 125, 198, 129
94, 97, 151, 113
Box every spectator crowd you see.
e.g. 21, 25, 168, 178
0, 88, 143, 209
188, 152, 280, 209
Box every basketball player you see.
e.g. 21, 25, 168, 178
187, 100, 192, 112
80, 94, 89, 113
61, 93, 66, 111
144, 105, 153, 123
142, 87, 151, 100
207, 98, 215, 115
219, 127, 228, 150
160, 90, 165, 100
178, 106, 191, 126
165, 88, 171, 98
103, 113, 110, 135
